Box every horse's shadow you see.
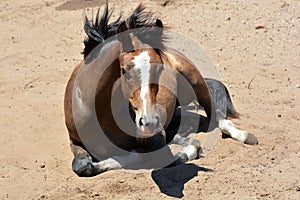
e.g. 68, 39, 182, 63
151, 163, 213, 198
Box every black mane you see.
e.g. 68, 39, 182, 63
125, 3, 166, 53
83, 3, 166, 58
83, 3, 122, 58
126, 4, 158, 28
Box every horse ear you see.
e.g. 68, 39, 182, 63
117, 21, 130, 44
117, 21, 134, 51
156, 19, 163, 28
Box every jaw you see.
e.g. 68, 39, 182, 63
136, 124, 166, 145
136, 130, 167, 151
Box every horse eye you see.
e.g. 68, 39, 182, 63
132, 106, 138, 111
121, 67, 126, 75
128, 63, 135, 68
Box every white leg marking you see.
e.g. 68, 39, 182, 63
218, 119, 248, 143
93, 158, 122, 171
133, 51, 151, 114
93, 151, 142, 171
182, 145, 198, 161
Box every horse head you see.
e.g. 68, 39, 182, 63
116, 11, 170, 141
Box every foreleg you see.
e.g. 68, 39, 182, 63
70, 143, 142, 177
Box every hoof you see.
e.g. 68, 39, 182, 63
245, 133, 258, 145
198, 147, 205, 158
190, 139, 204, 159
73, 162, 96, 177
190, 139, 201, 149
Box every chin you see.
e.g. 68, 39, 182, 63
136, 128, 166, 149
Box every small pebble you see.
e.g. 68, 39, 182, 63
92, 193, 100, 197
255, 24, 265, 29
260, 192, 270, 197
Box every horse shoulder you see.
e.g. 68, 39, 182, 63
64, 61, 84, 143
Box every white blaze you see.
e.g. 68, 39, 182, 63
132, 51, 151, 114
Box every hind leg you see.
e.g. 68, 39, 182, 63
205, 78, 258, 145
218, 119, 258, 145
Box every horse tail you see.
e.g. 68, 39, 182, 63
204, 78, 240, 120
224, 84, 240, 119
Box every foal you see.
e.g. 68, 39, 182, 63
64, 3, 257, 177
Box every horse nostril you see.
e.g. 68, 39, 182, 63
139, 118, 150, 127
139, 118, 143, 127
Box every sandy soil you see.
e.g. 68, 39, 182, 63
0, 0, 299, 199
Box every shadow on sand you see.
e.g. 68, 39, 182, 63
151, 163, 213, 198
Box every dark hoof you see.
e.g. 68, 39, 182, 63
72, 159, 102, 177
245, 133, 258, 145
191, 139, 201, 149
198, 147, 205, 158
73, 162, 93, 177
190, 139, 204, 159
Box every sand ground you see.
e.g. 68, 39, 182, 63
0, 0, 299, 199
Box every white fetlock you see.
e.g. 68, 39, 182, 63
235, 130, 248, 143
183, 145, 198, 161
219, 119, 249, 143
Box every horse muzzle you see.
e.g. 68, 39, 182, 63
136, 115, 161, 138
